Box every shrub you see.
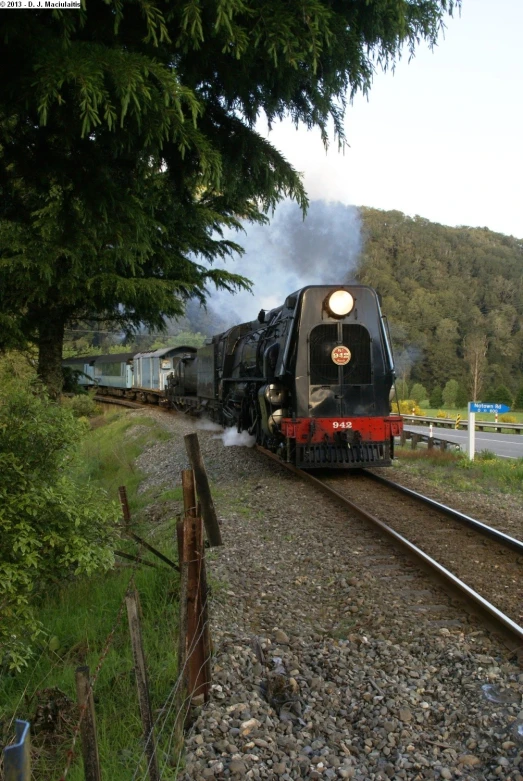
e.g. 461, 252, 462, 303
429, 386, 443, 408
499, 414, 516, 423
398, 400, 422, 415
455, 383, 468, 408
436, 410, 449, 418
442, 379, 459, 408
484, 385, 513, 407
493, 385, 513, 408
476, 449, 497, 461
410, 383, 428, 404
63, 392, 100, 418
0, 381, 120, 671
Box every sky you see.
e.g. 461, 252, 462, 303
206, 0, 523, 322
262, 0, 523, 240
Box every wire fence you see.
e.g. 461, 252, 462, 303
2, 434, 218, 781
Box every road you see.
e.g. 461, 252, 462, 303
403, 425, 523, 460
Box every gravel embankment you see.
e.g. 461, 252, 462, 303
132, 410, 523, 781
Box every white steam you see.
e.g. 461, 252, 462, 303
213, 428, 257, 448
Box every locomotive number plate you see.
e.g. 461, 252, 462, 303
332, 421, 352, 429
331, 345, 351, 365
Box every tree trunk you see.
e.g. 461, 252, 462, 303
37, 314, 66, 400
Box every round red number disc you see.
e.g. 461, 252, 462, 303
331, 346, 351, 365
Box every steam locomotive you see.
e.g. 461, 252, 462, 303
64, 285, 402, 468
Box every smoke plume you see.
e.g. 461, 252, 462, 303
208, 199, 362, 327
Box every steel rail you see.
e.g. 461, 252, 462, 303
93, 395, 144, 409
256, 446, 523, 655
364, 471, 523, 553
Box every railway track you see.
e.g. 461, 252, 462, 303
90, 395, 523, 656
257, 446, 523, 660
93, 394, 145, 409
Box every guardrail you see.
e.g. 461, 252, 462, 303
402, 415, 523, 434
399, 430, 459, 452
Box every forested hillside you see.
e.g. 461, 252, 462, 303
357, 208, 523, 399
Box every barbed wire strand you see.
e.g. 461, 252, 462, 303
160, 650, 214, 781
57, 545, 144, 781
131, 539, 207, 780
131, 593, 210, 781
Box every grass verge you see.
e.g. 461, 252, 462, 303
1, 411, 184, 780
394, 445, 523, 494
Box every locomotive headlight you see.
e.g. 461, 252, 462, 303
327, 290, 354, 317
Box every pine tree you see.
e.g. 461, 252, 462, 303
0, 1, 460, 396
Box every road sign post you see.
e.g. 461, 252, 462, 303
467, 402, 511, 461
468, 404, 475, 461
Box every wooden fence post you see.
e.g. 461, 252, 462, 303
126, 589, 159, 781
75, 667, 102, 781
118, 485, 131, 530
184, 433, 223, 547
411, 434, 419, 450
3, 720, 31, 781
179, 469, 211, 704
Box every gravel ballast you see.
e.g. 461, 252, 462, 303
132, 410, 523, 780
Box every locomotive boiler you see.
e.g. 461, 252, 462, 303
169, 285, 403, 468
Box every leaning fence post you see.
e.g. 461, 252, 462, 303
180, 469, 211, 703
3, 720, 31, 781
75, 667, 102, 781
126, 589, 159, 781
184, 433, 223, 547
118, 485, 132, 530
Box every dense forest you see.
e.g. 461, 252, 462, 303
357, 208, 523, 401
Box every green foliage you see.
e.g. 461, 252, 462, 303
455, 383, 469, 408
442, 379, 459, 409
149, 330, 206, 350
499, 414, 516, 423
514, 387, 523, 411
394, 378, 409, 400
0, 4, 460, 396
410, 383, 428, 404
475, 450, 497, 461
357, 208, 523, 393
398, 400, 422, 415
495, 385, 513, 407
484, 384, 513, 407
62, 393, 101, 418
0, 381, 119, 670
429, 385, 443, 408
395, 446, 523, 495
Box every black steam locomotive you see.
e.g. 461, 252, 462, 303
168, 285, 402, 468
